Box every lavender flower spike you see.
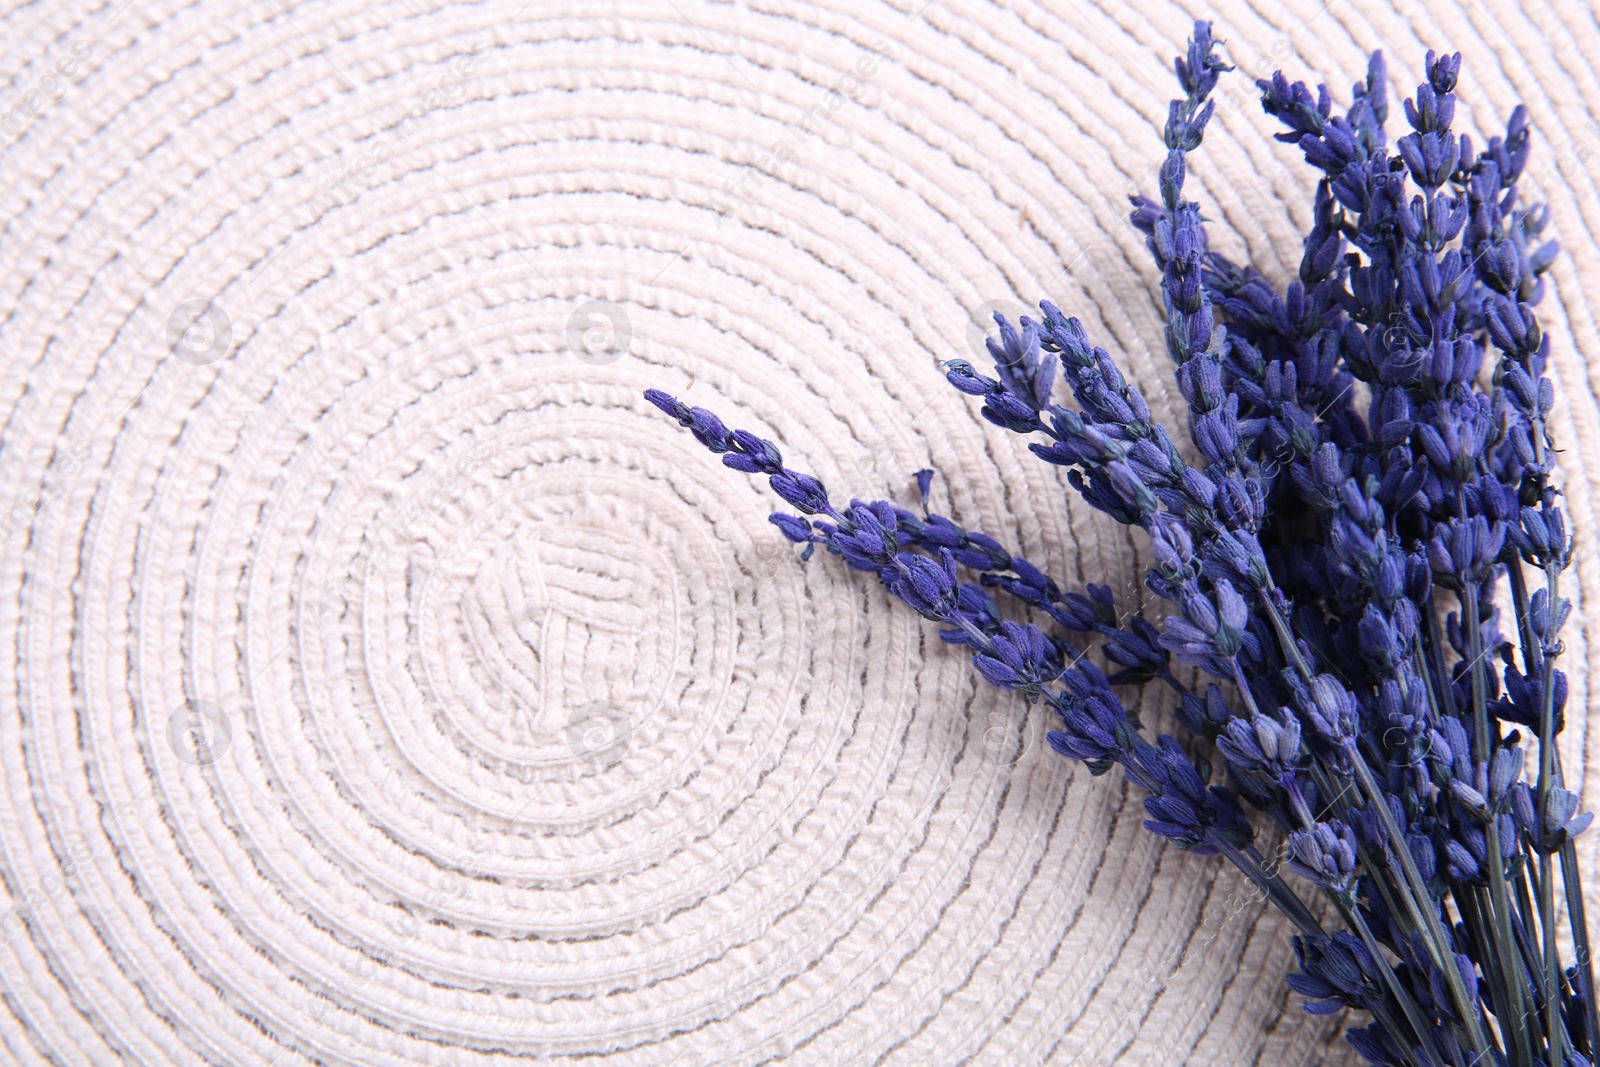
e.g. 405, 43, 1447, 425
645, 20, 1593, 1066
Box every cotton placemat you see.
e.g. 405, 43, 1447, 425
0, 0, 1595, 1064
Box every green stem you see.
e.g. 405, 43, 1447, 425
1464, 581, 1533, 1067
1339, 887, 1447, 1067
1462, 880, 1534, 1056
1410, 644, 1446, 735
1260, 558, 1496, 1056
1262, 592, 1312, 682
1349, 751, 1494, 1056
1277, 768, 1446, 1066
1513, 859, 1552, 1012
1423, 607, 1455, 732
1508, 551, 1562, 1062
1547, 728, 1599, 1057
1535, 562, 1563, 1067
1559, 838, 1600, 1059
1228, 658, 1264, 720
1505, 557, 1540, 679
1541, 851, 1562, 1064
1216, 839, 1324, 939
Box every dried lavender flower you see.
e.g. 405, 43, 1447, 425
647, 21, 1595, 1067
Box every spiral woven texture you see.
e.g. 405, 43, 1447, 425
0, 0, 1596, 1064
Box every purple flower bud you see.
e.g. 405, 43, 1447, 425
646, 390, 740, 453
972, 620, 1066, 697
1450, 779, 1490, 821
1488, 745, 1524, 804
1426, 49, 1462, 94
1181, 467, 1218, 509
1137, 735, 1253, 853
1429, 515, 1505, 587
1510, 782, 1537, 840
1542, 786, 1594, 850
944, 359, 996, 396
1288, 932, 1382, 1013
769, 513, 813, 543
986, 314, 1057, 412
1160, 149, 1187, 209
1106, 461, 1159, 516
1127, 195, 1164, 237
890, 549, 960, 620
643, 388, 682, 418
769, 470, 830, 514
832, 505, 894, 567
1530, 587, 1572, 643
1358, 603, 1403, 671
1218, 709, 1300, 779
1288, 821, 1359, 893
1294, 674, 1361, 745
983, 390, 1044, 432
1048, 672, 1139, 774
1443, 839, 1480, 882
1177, 682, 1233, 735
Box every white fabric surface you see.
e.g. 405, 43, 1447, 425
0, 1, 1596, 1064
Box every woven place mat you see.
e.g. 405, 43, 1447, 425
0, 1, 1595, 1064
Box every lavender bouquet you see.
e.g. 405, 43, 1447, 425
647, 22, 1589, 1067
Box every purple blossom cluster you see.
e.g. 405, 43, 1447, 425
646, 22, 1588, 1067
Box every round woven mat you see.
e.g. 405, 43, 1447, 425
0, 1, 1595, 1064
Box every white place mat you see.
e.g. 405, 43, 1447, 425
0, 1, 1594, 1063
